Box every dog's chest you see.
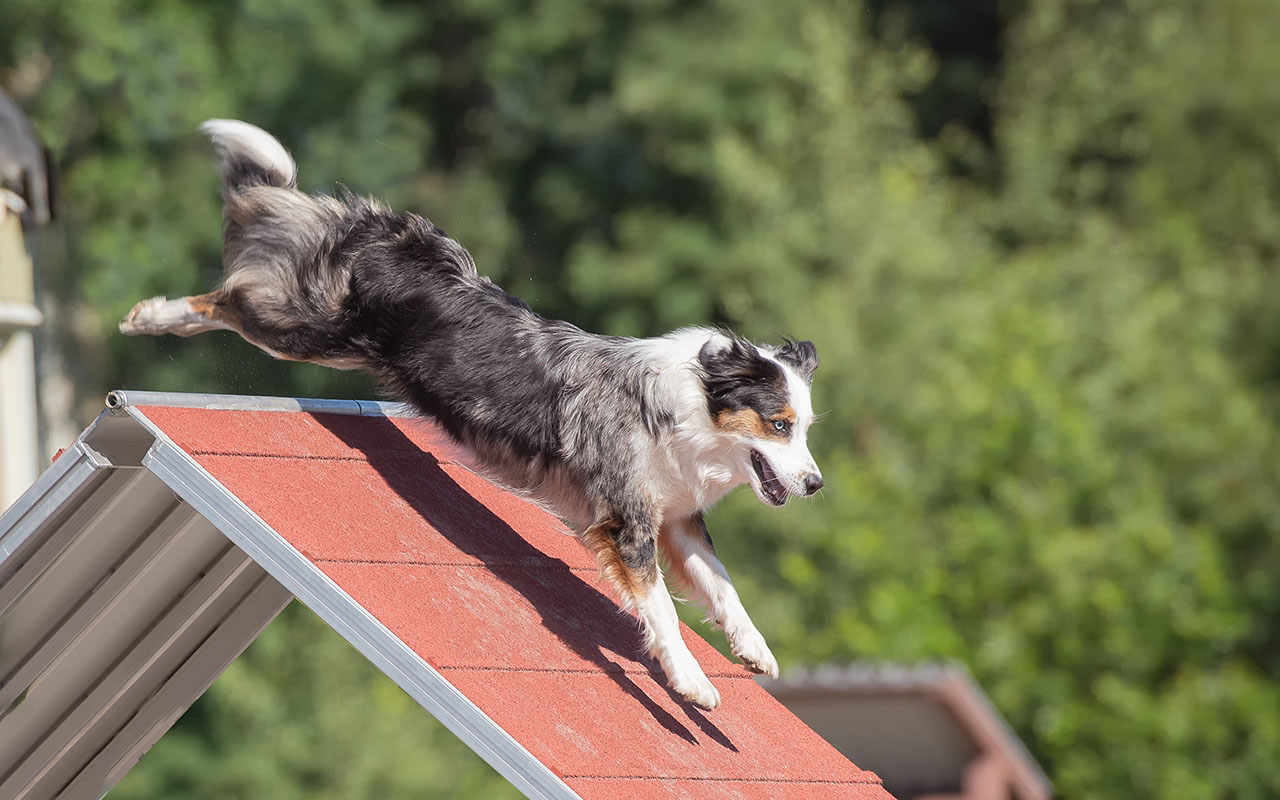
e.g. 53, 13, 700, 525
650, 444, 741, 520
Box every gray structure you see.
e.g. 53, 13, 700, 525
0, 90, 50, 510
0, 90, 52, 225
0, 392, 576, 800
763, 663, 1052, 800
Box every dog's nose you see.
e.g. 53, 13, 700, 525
802, 473, 823, 495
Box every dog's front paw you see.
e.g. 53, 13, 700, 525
660, 650, 721, 709
119, 296, 169, 335
729, 627, 779, 678
670, 668, 721, 709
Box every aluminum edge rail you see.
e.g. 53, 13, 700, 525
105, 390, 411, 418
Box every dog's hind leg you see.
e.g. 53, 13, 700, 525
119, 292, 236, 337
120, 289, 332, 366
660, 513, 778, 678
583, 514, 721, 709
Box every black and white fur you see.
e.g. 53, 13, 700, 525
121, 120, 824, 708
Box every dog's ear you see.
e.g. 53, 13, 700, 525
775, 339, 819, 383
698, 336, 779, 413
699, 337, 773, 384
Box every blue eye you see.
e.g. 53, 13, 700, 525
772, 419, 789, 433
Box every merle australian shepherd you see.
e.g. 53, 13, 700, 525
121, 120, 823, 709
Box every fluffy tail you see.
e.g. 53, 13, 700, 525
200, 119, 297, 193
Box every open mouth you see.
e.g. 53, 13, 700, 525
750, 450, 789, 506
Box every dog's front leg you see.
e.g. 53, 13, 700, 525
659, 513, 779, 678
583, 514, 721, 708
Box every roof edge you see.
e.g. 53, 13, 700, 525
105, 390, 411, 418
0, 440, 110, 563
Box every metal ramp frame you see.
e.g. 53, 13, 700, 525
0, 391, 891, 800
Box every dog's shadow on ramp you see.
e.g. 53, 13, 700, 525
314, 415, 738, 752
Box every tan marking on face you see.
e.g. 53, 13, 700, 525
714, 404, 796, 439
777, 405, 797, 426
714, 409, 772, 438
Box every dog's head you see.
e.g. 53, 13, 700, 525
698, 335, 822, 506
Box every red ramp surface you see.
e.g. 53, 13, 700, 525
135, 401, 894, 798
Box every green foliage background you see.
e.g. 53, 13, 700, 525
4, 0, 1280, 797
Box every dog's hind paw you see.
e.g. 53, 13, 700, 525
119, 296, 171, 335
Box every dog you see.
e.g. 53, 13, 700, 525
120, 120, 823, 709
